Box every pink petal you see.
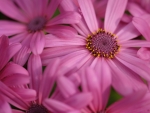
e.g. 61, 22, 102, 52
46, 25, 78, 39
41, 46, 84, 59
0, 81, 29, 110
137, 47, 150, 61
0, 0, 28, 22
117, 22, 140, 43
12, 109, 24, 113
106, 89, 147, 113
43, 99, 74, 113
9, 32, 27, 44
0, 97, 12, 113
13, 46, 31, 66
107, 59, 147, 96
8, 43, 22, 60
104, 0, 128, 33
10, 88, 36, 102
81, 67, 102, 112
127, 2, 147, 17
0, 21, 26, 36
0, 35, 10, 70
28, 54, 42, 95
46, 0, 62, 18
0, 62, 29, 80
57, 76, 78, 98
59, 0, 77, 12
116, 53, 150, 81
30, 32, 45, 55
78, 0, 99, 32
132, 17, 150, 41
47, 12, 81, 26
95, 59, 112, 109
39, 59, 60, 103
45, 34, 85, 47
64, 92, 93, 109
2, 74, 30, 86
121, 40, 150, 47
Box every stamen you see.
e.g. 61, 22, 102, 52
26, 104, 48, 113
86, 29, 120, 58
27, 17, 47, 32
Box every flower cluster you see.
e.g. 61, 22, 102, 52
0, 0, 150, 113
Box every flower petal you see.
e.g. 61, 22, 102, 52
47, 12, 81, 26
132, 17, 150, 41
0, 81, 29, 110
30, 32, 45, 55
78, 0, 99, 32
28, 54, 42, 95
0, 21, 26, 36
0, 97, 12, 113
43, 99, 74, 113
0, 0, 28, 22
117, 22, 140, 42
104, 0, 128, 33
64, 92, 93, 109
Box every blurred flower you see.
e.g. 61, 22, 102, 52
41, 0, 150, 96
0, 35, 35, 113
79, 67, 147, 113
8, 55, 92, 113
0, 0, 81, 66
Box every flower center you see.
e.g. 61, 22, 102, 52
26, 104, 48, 113
27, 17, 46, 32
86, 29, 120, 58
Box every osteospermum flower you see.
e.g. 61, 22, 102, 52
41, 0, 150, 96
0, 35, 36, 113
8, 55, 92, 113
0, 0, 81, 66
80, 67, 147, 113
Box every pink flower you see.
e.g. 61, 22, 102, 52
0, 35, 36, 113
80, 67, 147, 113
41, 0, 150, 96
0, 0, 81, 66
8, 55, 92, 113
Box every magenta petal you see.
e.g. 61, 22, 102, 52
132, 17, 150, 41
2, 74, 29, 86
0, 0, 28, 22
39, 59, 60, 103
46, 25, 78, 39
0, 97, 12, 113
121, 40, 150, 47
107, 59, 147, 96
106, 89, 146, 113
30, 32, 45, 55
43, 99, 74, 113
46, 0, 62, 18
47, 12, 81, 26
104, 0, 128, 33
78, 0, 99, 32
0, 62, 29, 80
0, 21, 26, 36
13, 46, 31, 66
45, 34, 85, 48
12, 109, 24, 113
57, 76, 78, 98
64, 92, 93, 109
0, 81, 29, 110
10, 88, 36, 102
28, 54, 42, 94
137, 47, 150, 61
117, 22, 140, 42
116, 53, 150, 81
127, 2, 147, 17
